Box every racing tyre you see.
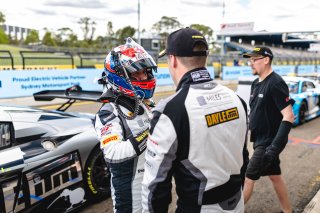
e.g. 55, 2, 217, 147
84, 146, 111, 202
299, 101, 307, 125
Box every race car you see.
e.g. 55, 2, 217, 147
236, 76, 320, 126
297, 73, 320, 85
0, 87, 111, 213
283, 76, 320, 125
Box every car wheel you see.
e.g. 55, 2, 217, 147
299, 101, 307, 125
83, 145, 111, 202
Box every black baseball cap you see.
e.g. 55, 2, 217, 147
158, 27, 208, 58
243, 46, 273, 60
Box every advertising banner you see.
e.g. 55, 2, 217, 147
272, 65, 295, 76
0, 69, 102, 98
220, 22, 254, 34
154, 68, 173, 86
0, 67, 215, 99
297, 65, 316, 75
222, 65, 296, 80
222, 66, 253, 80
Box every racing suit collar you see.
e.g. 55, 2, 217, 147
176, 67, 212, 91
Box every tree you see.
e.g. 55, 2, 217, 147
0, 11, 5, 25
67, 33, 78, 47
0, 11, 8, 44
0, 28, 9, 44
88, 21, 96, 43
94, 35, 107, 49
42, 31, 56, 46
55, 27, 74, 46
152, 16, 182, 33
78, 17, 90, 40
24, 30, 40, 45
106, 21, 114, 37
152, 16, 183, 49
115, 26, 136, 45
78, 17, 96, 42
105, 21, 116, 50
189, 24, 214, 46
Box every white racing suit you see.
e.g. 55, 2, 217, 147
142, 68, 248, 213
95, 96, 152, 213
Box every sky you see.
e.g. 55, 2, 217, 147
2, 0, 320, 39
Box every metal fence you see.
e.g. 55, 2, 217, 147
0, 50, 14, 70
78, 52, 106, 68
19, 51, 74, 70
0, 50, 107, 70
1, 49, 320, 72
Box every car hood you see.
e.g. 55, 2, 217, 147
0, 105, 94, 141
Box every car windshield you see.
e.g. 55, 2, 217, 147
286, 81, 299, 94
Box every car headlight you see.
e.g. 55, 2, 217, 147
41, 140, 57, 151
0, 122, 14, 150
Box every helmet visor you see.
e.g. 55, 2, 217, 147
124, 57, 157, 73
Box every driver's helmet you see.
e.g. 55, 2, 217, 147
102, 38, 157, 99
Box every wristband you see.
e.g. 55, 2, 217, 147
271, 120, 292, 151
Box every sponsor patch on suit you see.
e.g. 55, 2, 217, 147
101, 134, 119, 147
191, 70, 211, 82
205, 107, 239, 127
197, 92, 232, 106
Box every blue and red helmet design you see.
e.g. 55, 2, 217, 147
103, 38, 157, 99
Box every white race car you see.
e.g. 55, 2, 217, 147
0, 87, 111, 213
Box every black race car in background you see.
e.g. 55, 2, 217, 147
0, 87, 110, 213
